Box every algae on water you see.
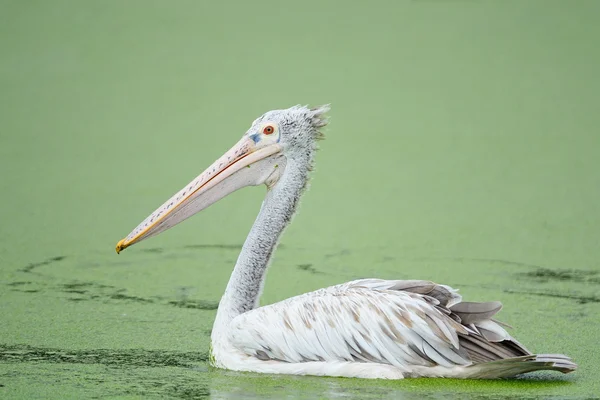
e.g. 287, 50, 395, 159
1, 0, 599, 398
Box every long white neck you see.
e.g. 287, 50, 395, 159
212, 160, 309, 335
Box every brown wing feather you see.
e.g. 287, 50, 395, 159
375, 280, 534, 365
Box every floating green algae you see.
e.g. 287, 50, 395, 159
1, 0, 599, 398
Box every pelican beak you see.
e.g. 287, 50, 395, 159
116, 136, 284, 253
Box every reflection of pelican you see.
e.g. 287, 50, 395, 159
116, 105, 576, 379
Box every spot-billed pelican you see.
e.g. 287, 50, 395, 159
116, 105, 576, 379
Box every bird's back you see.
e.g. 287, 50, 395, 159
223, 279, 576, 378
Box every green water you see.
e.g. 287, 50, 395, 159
1, 0, 599, 398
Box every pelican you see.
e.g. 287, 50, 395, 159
115, 105, 576, 379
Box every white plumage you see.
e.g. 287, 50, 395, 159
227, 280, 467, 368
212, 278, 573, 379
117, 105, 576, 379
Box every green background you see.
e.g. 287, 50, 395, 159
1, 0, 599, 398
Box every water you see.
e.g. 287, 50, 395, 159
1, 0, 599, 398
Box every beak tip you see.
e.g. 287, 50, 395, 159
115, 238, 128, 254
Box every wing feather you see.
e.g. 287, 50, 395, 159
228, 279, 474, 369
227, 279, 535, 371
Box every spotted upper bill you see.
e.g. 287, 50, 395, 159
116, 125, 284, 253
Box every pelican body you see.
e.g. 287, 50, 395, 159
116, 105, 576, 379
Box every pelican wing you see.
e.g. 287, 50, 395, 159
227, 279, 518, 371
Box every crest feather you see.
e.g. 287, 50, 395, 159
308, 104, 330, 140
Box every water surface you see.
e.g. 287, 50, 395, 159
1, 1, 599, 398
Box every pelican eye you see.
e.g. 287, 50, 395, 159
263, 125, 275, 135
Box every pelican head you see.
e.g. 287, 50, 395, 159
116, 104, 330, 253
